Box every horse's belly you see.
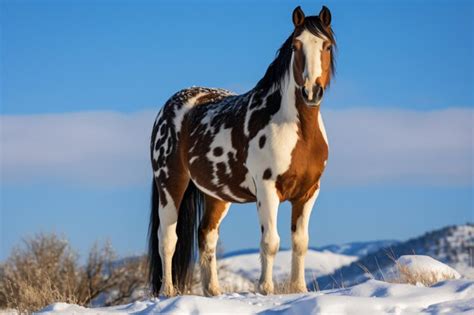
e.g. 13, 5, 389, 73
187, 127, 256, 203
189, 166, 256, 203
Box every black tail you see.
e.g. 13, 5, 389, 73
148, 179, 204, 295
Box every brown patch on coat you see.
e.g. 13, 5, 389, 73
276, 89, 328, 205
292, 38, 305, 86
317, 41, 333, 88
198, 194, 229, 250
290, 182, 320, 232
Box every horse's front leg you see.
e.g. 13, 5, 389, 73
289, 187, 320, 293
256, 181, 281, 295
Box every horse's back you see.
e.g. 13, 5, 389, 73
150, 86, 238, 180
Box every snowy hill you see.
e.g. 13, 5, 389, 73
222, 239, 396, 260
313, 239, 399, 257
217, 249, 358, 292
316, 224, 474, 289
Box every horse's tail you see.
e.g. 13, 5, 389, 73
148, 179, 162, 295
148, 179, 204, 295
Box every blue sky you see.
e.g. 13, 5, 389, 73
1, 0, 473, 261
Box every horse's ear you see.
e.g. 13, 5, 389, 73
319, 5, 331, 27
292, 6, 305, 27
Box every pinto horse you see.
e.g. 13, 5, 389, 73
149, 5, 335, 297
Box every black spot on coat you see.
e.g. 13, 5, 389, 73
263, 168, 272, 180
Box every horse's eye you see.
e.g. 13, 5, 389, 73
326, 45, 332, 51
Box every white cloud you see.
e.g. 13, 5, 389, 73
1, 110, 155, 187
323, 108, 473, 186
1, 108, 472, 187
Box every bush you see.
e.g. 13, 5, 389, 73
0, 233, 148, 313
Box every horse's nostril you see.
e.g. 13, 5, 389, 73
318, 86, 324, 99
313, 85, 324, 100
301, 88, 308, 99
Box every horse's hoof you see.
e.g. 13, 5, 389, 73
258, 281, 274, 295
160, 285, 176, 297
289, 282, 308, 293
204, 285, 222, 296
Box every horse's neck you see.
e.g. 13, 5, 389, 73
250, 70, 321, 137
279, 73, 321, 140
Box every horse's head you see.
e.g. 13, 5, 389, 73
291, 6, 335, 107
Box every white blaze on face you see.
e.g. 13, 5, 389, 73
295, 30, 325, 101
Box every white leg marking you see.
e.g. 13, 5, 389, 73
290, 189, 320, 293
158, 187, 178, 296
256, 181, 280, 295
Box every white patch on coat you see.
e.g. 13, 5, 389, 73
191, 179, 224, 201
240, 171, 256, 195
318, 111, 328, 146
246, 68, 299, 183
243, 93, 255, 137
222, 186, 246, 203
206, 128, 237, 185
173, 92, 205, 132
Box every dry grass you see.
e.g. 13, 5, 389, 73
393, 263, 458, 287
385, 251, 459, 287
0, 233, 148, 314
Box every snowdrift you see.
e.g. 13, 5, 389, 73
39, 279, 474, 314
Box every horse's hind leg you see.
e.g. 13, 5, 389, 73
156, 172, 190, 297
198, 195, 230, 296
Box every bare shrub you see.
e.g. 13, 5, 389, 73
0, 233, 148, 313
0, 233, 80, 313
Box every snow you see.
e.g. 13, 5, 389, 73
38, 279, 474, 314
36, 254, 474, 314
397, 255, 462, 282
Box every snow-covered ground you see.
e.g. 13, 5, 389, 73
10, 225, 472, 314
39, 279, 474, 314
36, 253, 474, 314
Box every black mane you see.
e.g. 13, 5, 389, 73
254, 16, 336, 92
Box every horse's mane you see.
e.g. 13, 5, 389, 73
254, 16, 336, 92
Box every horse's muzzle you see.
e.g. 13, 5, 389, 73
301, 84, 324, 107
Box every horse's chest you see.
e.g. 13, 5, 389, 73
276, 141, 328, 201
274, 115, 329, 201
246, 120, 300, 182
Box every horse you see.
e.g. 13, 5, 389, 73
148, 5, 335, 297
